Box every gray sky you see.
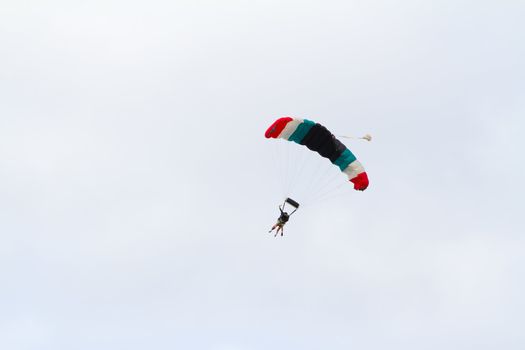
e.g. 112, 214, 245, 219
1, 1, 524, 349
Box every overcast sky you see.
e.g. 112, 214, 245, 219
1, 1, 524, 349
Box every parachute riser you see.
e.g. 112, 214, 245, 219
282, 197, 300, 216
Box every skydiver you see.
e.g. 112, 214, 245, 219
269, 205, 290, 237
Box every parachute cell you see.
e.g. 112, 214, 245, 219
265, 117, 369, 191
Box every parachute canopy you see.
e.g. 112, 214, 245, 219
265, 117, 369, 191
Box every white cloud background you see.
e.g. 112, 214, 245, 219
1, 1, 524, 349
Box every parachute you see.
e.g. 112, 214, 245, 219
281, 197, 300, 215
284, 197, 300, 210
265, 117, 369, 191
